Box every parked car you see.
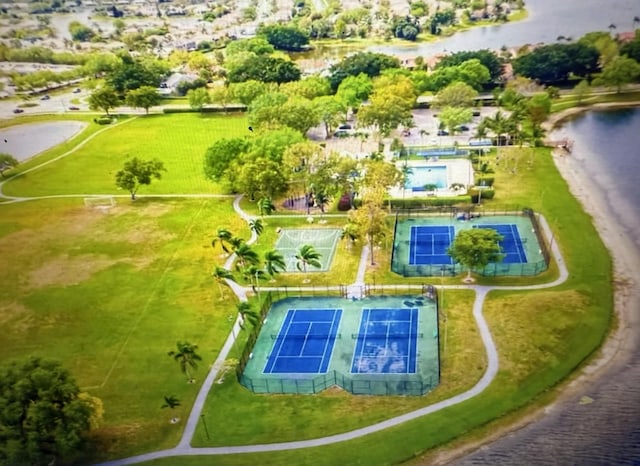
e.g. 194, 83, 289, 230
68, 105, 80, 111
40, 95, 50, 101
457, 125, 470, 132
472, 110, 481, 117
72, 88, 81, 93
437, 129, 449, 136
13, 108, 24, 114
337, 123, 352, 130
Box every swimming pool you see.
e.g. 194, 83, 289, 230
406, 165, 448, 191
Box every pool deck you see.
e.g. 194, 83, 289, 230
390, 158, 474, 198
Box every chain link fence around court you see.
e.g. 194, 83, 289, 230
391, 208, 550, 277
236, 287, 441, 396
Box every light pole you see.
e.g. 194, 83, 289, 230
254, 269, 261, 301
440, 266, 447, 360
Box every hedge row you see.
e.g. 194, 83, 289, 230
163, 105, 247, 114
388, 196, 472, 208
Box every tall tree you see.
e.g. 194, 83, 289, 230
259, 24, 310, 51
233, 243, 260, 272
187, 87, 210, 111
0, 357, 99, 466
211, 227, 234, 255
249, 218, 264, 236
125, 85, 161, 114
348, 185, 389, 265
358, 89, 413, 137
264, 249, 286, 280
236, 302, 260, 329
88, 86, 120, 115
438, 106, 473, 134
433, 81, 478, 108
168, 342, 202, 383
211, 266, 234, 299
295, 244, 322, 282
593, 56, 640, 93
336, 73, 373, 114
115, 157, 166, 200
313, 96, 346, 138
329, 52, 400, 91
436, 49, 503, 82
447, 228, 504, 280
229, 80, 271, 106
258, 197, 276, 217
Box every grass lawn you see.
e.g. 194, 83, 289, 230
0, 112, 613, 465
2, 113, 248, 198
144, 145, 612, 465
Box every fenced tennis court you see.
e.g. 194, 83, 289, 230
409, 225, 455, 265
352, 308, 420, 374
265, 309, 342, 373
275, 228, 342, 272
391, 210, 549, 277
239, 293, 440, 396
473, 224, 527, 263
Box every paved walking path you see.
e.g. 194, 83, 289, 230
0, 123, 569, 465
94, 197, 568, 466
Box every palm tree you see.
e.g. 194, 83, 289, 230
295, 244, 322, 283
168, 342, 202, 383
211, 227, 233, 256
242, 264, 267, 291
211, 266, 234, 300
249, 218, 263, 237
236, 301, 260, 329
400, 163, 413, 204
419, 128, 429, 145
161, 395, 181, 409
229, 235, 245, 252
341, 222, 360, 249
258, 197, 276, 217
234, 243, 260, 272
264, 249, 286, 281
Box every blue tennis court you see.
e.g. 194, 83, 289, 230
264, 309, 342, 374
351, 308, 419, 374
409, 225, 455, 265
474, 224, 528, 263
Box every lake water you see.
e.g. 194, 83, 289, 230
451, 108, 640, 465
295, 0, 640, 61
556, 108, 640, 249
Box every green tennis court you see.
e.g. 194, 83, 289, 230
275, 228, 342, 272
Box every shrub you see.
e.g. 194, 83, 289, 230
475, 176, 494, 187
337, 193, 352, 211
389, 196, 472, 208
469, 188, 495, 203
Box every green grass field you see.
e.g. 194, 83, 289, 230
0, 111, 613, 465
3, 113, 248, 197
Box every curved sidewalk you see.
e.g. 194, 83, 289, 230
95, 201, 569, 466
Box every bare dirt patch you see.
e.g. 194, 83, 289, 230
28, 253, 119, 289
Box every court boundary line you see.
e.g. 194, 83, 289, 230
264, 308, 341, 375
